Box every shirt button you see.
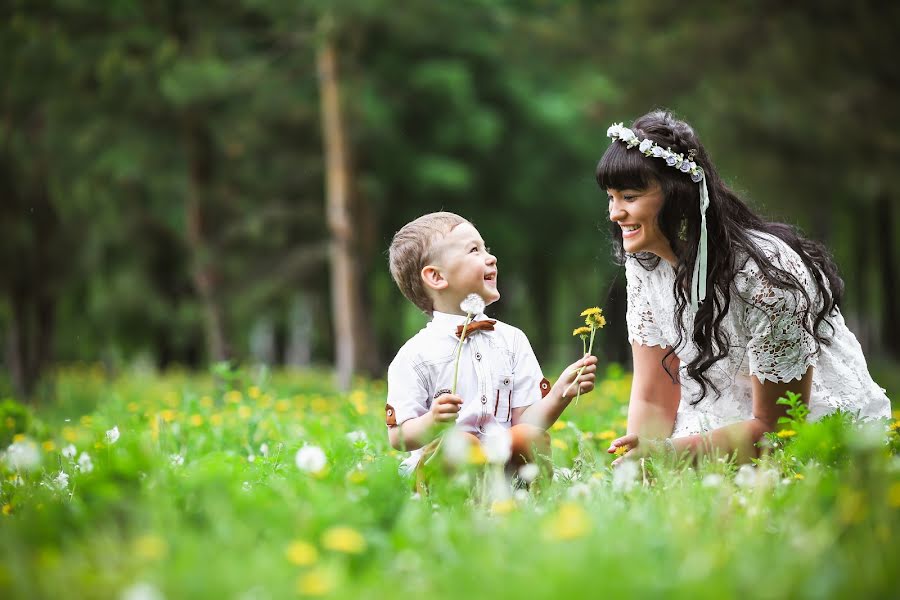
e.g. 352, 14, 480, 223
479, 426, 485, 433
474, 352, 482, 361
481, 395, 487, 404
503, 378, 510, 386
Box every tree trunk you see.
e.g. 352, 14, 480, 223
876, 191, 900, 357
317, 23, 368, 390
185, 118, 231, 362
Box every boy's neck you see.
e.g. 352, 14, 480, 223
432, 295, 488, 317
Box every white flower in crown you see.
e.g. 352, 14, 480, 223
691, 170, 704, 183
460, 293, 485, 316
679, 160, 692, 173
638, 138, 654, 154
651, 145, 665, 158
606, 123, 624, 138
617, 127, 637, 144
664, 152, 678, 167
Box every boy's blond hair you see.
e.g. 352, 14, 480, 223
389, 212, 469, 314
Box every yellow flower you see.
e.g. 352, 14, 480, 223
2, 504, 11, 516
225, 390, 243, 405
160, 409, 176, 423
794, 473, 805, 480
613, 445, 628, 456
491, 499, 516, 515
543, 502, 591, 541
248, 386, 261, 400
889, 421, 900, 432
297, 568, 333, 596
285, 540, 319, 566
4, 417, 14, 429
581, 307, 606, 329
572, 326, 591, 337
210, 413, 224, 427
551, 421, 567, 432
275, 399, 292, 413
189, 414, 204, 427
321, 526, 367, 554
12, 433, 26, 443
80, 415, 93, 427
347, 470, 367, 484
597, 430, 618, 441
133, 534, 168, 561
42, 440, 56, 453
468, 444, 487, 465
126, 402, 140, 413
552, 439, 568, 451
888, 482, 900, 508
238, 405, 252, 419
200, 396, 214, 409
777, 430, 797, 438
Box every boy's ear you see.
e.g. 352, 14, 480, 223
421, 265, 448, 291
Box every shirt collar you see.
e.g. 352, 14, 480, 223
428, 310, 490, 339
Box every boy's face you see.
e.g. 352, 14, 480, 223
429, 222, 500, 311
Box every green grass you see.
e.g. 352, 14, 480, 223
1, 364, 898, 599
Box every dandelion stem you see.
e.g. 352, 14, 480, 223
565, 325, 597, 403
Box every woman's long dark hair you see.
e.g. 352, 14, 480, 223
596, 110, 844, 403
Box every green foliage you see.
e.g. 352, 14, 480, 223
0, 399, 32, 447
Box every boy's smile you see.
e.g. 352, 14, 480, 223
428, 222, 500, 314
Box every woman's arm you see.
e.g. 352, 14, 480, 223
626, 342, 681, 439
611, 366, 814, 464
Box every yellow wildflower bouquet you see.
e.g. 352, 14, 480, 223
567, 307, 605, 404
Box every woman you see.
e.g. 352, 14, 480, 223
598, 110, 890, 463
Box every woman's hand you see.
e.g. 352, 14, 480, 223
608, 433, 674, 467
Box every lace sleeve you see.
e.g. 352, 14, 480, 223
736, 247, 819, 383
625, 257, 668, 348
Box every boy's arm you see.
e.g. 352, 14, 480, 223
388, 393, 463, 450
515, 355, 598, 429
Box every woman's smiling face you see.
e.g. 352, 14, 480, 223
607, 180, 676, 263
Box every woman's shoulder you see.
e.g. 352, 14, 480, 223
736, 231, 810, 279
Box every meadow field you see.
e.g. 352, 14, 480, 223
1, 364, 898, 599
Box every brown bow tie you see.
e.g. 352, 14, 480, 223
456, 319, 496, 338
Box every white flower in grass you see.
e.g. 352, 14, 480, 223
701, 473, 724, 488
259, 443, 269, 457
567, 482, 591, 500
345, 430, 368, 446
553, 467, 574, 482
517, 462, 540, 484
460, 293, 486, 316
481, 426, 512, 465
120, 582, 165, 600
612, 460, 639, 492
295, 444, 327, 474
441, 429, 471, 467
242, 481, 252, 492
53, 470, 69, 490
734, 464, 757, 489
247, 453, 256, 463
4, 440, 40, 471
77, 452, 94, 473
62, 444, 77, 459
169, 454, 184, 467
106, 426, 120, 445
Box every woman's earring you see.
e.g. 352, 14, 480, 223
678, 218, 688, 242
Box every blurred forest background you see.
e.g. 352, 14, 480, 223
3, 0, 898, 399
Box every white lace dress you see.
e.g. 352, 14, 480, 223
625, 232, 891, 437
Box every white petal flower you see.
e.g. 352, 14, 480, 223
295, 444, 327, 474
567, 482, 591, 499
106, 426, 120, 445
120, 582, 165, 600
481, 427, 512, 465
77, 452, 94, 473
169, 454, 184, 467
62, 444, 77, 459
517, 463, 540, 483
651, 145, 665, 157
53, 470, 69, 490
442, 430, 471, 467
638, 138, 654, 153
606, 123, 623, 138
459, 293, 486, 316
3, 440, 41, 471
618, 128, 636, 143
701, 473, 723, 488
259, 443, 269, 457
345, 430, 368, 446
734, 464, 757, 489
612, 460, 639, 492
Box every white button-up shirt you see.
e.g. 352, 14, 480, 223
386, 311, 545, 473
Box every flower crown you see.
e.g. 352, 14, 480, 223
606, 123, 704, 184
606, 121, 710, 312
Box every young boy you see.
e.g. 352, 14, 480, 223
386, 211, 597, 475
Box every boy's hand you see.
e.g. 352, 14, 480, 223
556, 354, 598, 399
430, 393, 464, 425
